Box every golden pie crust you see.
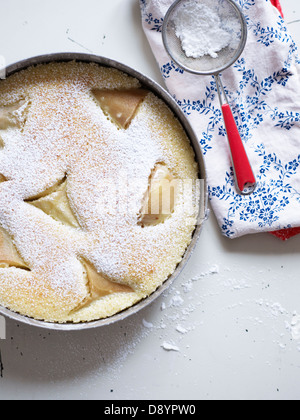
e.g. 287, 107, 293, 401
0, 61, 199, 323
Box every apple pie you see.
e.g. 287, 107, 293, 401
0, 61, 200, 323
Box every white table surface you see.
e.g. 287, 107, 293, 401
0, 0, 300, 401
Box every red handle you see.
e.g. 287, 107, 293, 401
222, 104, 256, 194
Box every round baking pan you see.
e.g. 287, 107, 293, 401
0, 53, 208, 330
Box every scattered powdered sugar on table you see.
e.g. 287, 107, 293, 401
287, 312, 300, 341
169, 292, 185, 307
173, 0, 241, 59
193, 264, 220, 279
142, 319, 154, 329
176, 325, 189, 335
161, 342, 180, 352
138, 263, 300, 357
141, 263, 222, 354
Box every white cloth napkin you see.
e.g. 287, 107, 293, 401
140, 0, 300, 239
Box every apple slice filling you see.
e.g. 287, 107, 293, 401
92, 88, 149, 129
138, 163, 178, 227
0, 99, 30, 130
0, 226, 29, 270
26, 178, 80, 229
74, 260, 134, 311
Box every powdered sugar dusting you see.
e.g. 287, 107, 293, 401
0, 61, 199, 322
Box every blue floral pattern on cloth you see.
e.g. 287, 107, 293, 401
140, 0, 300, 238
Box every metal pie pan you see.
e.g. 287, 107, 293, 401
0, 53, 207, 331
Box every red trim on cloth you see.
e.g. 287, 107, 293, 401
269, 0, 299, 240
271, 227, 300, 241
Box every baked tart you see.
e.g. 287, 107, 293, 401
0, 61, 200, 323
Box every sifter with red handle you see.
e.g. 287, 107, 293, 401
162, 0, 256, 195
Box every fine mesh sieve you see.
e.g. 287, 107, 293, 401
162, 0, 256, 195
